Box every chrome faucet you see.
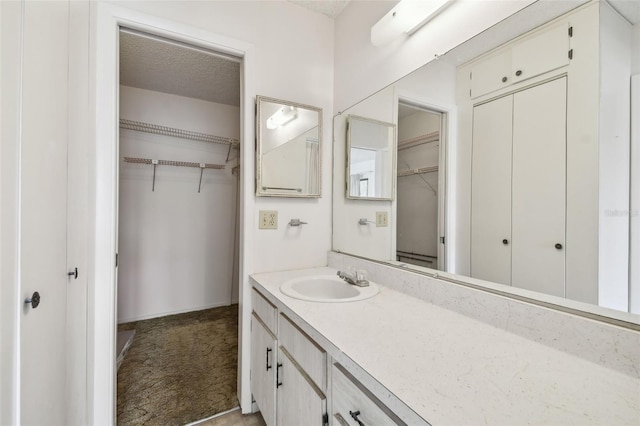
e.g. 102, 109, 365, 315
337, 270, 369, 287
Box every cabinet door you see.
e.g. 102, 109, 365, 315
331, 363, 404, 426
471, 94, 513, 285
276, 348, 326, 426
511, 77, 567, 296
251, 314, 277, 426
470, 50, 512, 99
511, 23, 570, 84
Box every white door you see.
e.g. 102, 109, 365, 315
19, 1, 69, 424
511, 77, 567, 296
251, 314, 277, 426
471, 94, 513, 286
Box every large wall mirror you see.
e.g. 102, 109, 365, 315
333, 0, 640, 319
256, 96, 322, 197
346, 115, 396, 200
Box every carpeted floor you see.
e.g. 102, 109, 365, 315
117, 305, 239, 425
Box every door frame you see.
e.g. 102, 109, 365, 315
92, 3, 255, 423
393, 89, 456, 273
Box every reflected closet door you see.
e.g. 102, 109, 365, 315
471, 95, 513, 286
511, 77, 567, 297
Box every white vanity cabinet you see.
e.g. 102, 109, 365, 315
251, 289, 278, 426
250, 288, 328, 426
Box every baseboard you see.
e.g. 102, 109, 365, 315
117, 301, 237, 324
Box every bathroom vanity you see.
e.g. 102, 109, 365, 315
250, 254, 640, 425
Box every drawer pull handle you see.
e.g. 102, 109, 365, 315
276, 363, 283, 388
349, 410, 365, 426
266, 348, 272, 371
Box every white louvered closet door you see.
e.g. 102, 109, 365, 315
511, 77, 567, 297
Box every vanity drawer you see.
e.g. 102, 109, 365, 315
331, 363, 406, 426
278, 313, 327, 391
252, 288, 277, 334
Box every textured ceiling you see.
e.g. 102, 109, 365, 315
119, 31, 240, 107
288, 0, 351, 18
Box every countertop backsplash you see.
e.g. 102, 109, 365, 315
328, 251, 640, 379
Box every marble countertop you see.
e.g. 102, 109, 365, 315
250, 266, 639, 425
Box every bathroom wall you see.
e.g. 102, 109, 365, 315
118, 86, 240, 322
332, 58, 456, 262
333, 0, 539, 112
110, 1, 335, 274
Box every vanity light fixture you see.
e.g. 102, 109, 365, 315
371, 0, 454, 47
266, 105, 298, 130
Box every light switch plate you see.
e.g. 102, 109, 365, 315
376, 211, 388, 227
259, 210, 278, 229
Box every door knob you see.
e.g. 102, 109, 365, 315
501, 76, 507, 83
25, 291, 40, 309
555, 243, 563, 250
502, 239, 509, 245
515, 69, 523, 76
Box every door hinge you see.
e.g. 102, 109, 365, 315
568, 26, 573, 37
440, 236, 445, 244
469, 71, 472, 80
115, 253, 118, 268
323, 413, 329, 426
568, 49, 573, 60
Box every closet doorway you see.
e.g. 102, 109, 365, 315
115, 28, 242, 425
396, 102, 447, 271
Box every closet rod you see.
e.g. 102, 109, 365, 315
120, 119, 239, 147
398, 130, 439, 151
397, 165, 438, 177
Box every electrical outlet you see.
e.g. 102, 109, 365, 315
376, 211, 388, 227
259, 210, 278, 229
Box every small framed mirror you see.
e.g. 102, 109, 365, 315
256, 96, 322, 198
346, 115, 396, 200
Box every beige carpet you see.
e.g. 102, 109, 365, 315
117, 305, 239, 425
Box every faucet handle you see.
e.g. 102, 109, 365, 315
356, 269, 367, 282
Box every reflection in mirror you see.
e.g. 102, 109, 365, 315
256, 96, 322, 197
332, 0, 640, 316
347, 115, 396, 200
397, 103, 445, 271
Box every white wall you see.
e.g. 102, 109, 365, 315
598, 2, 632, 310
333, 86, 395, 260
1, 2, 22, 423
332, 58, 456, 261
108, 0, 335, 274
118, 86, 240, 322
333, 0, 537, 112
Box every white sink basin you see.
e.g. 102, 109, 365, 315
280, 275, 379, 302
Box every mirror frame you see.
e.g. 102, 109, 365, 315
346, 114, 397, 201
256, 95, 323, 198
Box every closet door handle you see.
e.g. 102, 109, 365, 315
266, 348, 272, 371
555, 243, 563, 250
